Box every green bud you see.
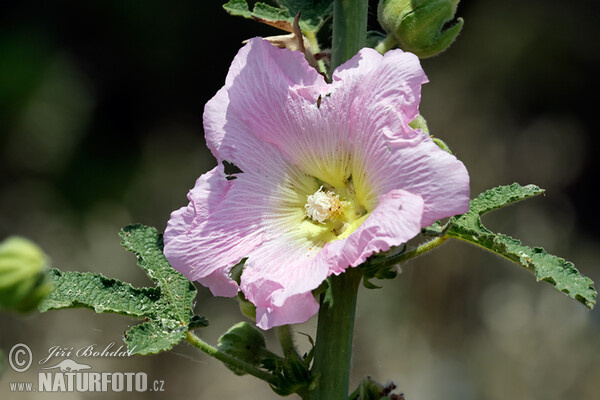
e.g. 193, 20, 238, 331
378, 0, 464, 58
432, 137, 453, 154
409, 114, 453, 154
409, 113, 430, 134
0, 237, 53, 312
237, 292, 257, 320
217, 322, 268, 375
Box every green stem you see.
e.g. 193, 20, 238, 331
310, 267, 362, 400
277, 325, 300, 357
308, 2, 368, 399
331, 0, 368, 71
396, 236, 449, 263
185, 331, 277, 385
374, 34, 398, 54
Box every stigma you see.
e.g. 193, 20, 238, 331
304, 186, 348, 224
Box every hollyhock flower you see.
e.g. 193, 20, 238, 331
164, 38, 469, 330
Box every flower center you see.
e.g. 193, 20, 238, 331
304, 186, 348, 224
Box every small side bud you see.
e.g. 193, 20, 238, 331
217, 322, 268, 375
378, 0, 463, 58
409, 114, 430, 135
0, 237, 53, 312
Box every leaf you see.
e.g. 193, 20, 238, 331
437, 183, 596, 309
39, 224, 206, 355
39, 269, 160, 317
360, 245, 405, 289
223, 0, 332, 34
119, 224, 197, 326
277, 0, 333, 32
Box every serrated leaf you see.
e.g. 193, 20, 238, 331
277, 0, 333, 31
39, 224, 205, 356
223, 0, 332, 33
120, 224, 196, 325
119, 224, 199, 354
40, 269, 160, 317
445, 183, 596, 309
124, 321, 187, 356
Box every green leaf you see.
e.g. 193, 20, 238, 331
438, 183, 596, 309
39, 224, 205, 355
360, 245, 405, 289
39, 269, 160, 317
277, 0, 333, 31
119, 224, 197, 325
223, 0, 332, 34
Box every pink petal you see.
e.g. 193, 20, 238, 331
255, 292, 319, 330
240, 235, 329, 329
365, 130, 470, 226
330, 47, 428, 131
204, 38, 327, 169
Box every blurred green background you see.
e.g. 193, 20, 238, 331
1, 0, 599, 399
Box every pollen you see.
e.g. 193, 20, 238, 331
304, 186, 347, 224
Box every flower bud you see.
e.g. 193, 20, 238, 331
217, 322, 268, 375
0, 237, 53, 312
378, 0, 463, 58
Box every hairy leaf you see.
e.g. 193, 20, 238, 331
437, 183, 596, 309
40, 269, 159, 317
39, 224, 205, 355
223, 0, 332, 33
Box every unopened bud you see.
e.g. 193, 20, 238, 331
378, 0, 463, 58
217, 322, 267, 375
0, 237, 53, 312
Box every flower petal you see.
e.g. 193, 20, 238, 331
204, 38, 327, 170
331, 47, 428, 130
240, 235, 328, 329
366, 130, 470, 226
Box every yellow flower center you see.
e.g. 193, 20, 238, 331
297, 178, 368, 244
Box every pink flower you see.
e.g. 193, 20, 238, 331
164, 38, 469, 330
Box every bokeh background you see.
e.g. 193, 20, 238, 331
1, 0, 599, 399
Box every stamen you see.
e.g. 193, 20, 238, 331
305, 186, 347, 224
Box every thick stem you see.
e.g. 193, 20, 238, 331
331, 0, 368, 71
309, 2, 368, 399
310, 267, 362, 400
